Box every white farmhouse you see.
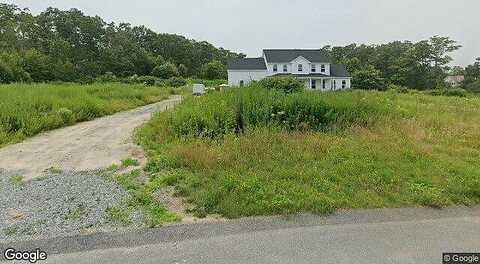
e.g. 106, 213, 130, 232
227, 49, 351, 90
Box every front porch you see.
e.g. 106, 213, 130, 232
298, 77, 340, 91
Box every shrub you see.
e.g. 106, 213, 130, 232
96, 72, 118, 83
78, 76, 94, 85
352, 66, 385, 90
0, 62, 15, 84
465, 80, 480, 93
151, 63, 179, 79
138, 76, 156, 86
200, 60, 226, 80
258, 76, 304, 94
444, 88, 467, 97
424, 88, 467, 97
167, 77, 187, 87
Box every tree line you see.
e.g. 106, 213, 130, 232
320, 37, 474, 90
2, 4, 478, 91
0, 4, 244, 83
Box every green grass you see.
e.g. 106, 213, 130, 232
137, 86, 480, 218
121, 158, 140, 167
101, 169, 180, 227
9, 175, 24, 187
0, 82, 171, 147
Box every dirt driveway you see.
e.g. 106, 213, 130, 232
0, 96, 182, 180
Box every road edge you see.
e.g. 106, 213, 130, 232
1, 205, 479, 258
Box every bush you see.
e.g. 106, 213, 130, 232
138, 76, 156, 86
444, 88, 467, 97
0, 62, 15, 84
424, 88, 467, 97
78, 76, 94, 85
352, 66, 385, 90
96, 72, 118, 83
167, 77, 187, 87
465, 80, 480, 93
258, 76, 304, 94
200, 60, 226, 80
151, 63, 179, 79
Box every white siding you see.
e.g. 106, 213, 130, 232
227, 70, 268, 87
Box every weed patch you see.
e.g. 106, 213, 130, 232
137, 87, 480, 218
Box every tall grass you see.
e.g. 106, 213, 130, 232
161, 86, 393, 139
0, 83, 170, 146
138, 87, 480, 218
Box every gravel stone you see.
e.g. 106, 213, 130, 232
0, 169, 129, 243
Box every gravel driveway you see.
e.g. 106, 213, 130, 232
0, 96, 181, 242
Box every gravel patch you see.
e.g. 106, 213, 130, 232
0, 169, 130, 243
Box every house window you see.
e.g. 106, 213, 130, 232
333, 80, 336, 90
342, 80, 346, 89
273, 64, 278, 72
311, 64, 316, 73
311, 79, 316, 89
283, 64, 288, 72
298, 64, 303, 72
240, 80, 244, 87
322, 79, 326, 89
321, 64, 326, 73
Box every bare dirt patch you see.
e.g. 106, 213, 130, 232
0, 96, 181, 180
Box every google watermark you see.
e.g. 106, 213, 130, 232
3, 248, 47, 263
443, 253, 480, 264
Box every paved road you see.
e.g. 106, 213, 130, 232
33, 207, 480, 264
0, 96, 181, 180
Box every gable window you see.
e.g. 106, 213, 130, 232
311, 64, 316, 73
311, 79, 316, 89
321, 64, 326, 73
298, 64, 303, 72
273, 64, 278, 72
283, 64, 288, 72
342, 80, 347, 89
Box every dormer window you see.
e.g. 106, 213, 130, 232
321, 64, 326, 73
283, 64, 288, 72
311, 64, 316, 73
273, 64, 278, 72
298, 64, 303, 72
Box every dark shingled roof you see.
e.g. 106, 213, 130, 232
263, 49, 329, 63
227, 57, 267, 70
330, 64, 350, 77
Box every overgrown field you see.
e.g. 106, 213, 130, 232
0, 83, 171, 146
138, 86, 480, 218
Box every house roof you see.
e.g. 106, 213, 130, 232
227, 57, 267, 70
263, 49, 329, 63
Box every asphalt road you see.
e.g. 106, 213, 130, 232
39, 207, 480, 264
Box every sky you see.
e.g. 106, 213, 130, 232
5, 0, 479, 66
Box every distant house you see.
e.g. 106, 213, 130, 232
445, 75, 465, 87
227, 49, 351, 90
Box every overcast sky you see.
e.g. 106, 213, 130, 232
6, 0, 479, 66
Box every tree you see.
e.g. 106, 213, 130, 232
465, 58, 480, 84
178, 64, 188, 77
200, 60, 226, 80
151, 62, 179, 79
352, 66, 385, 90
